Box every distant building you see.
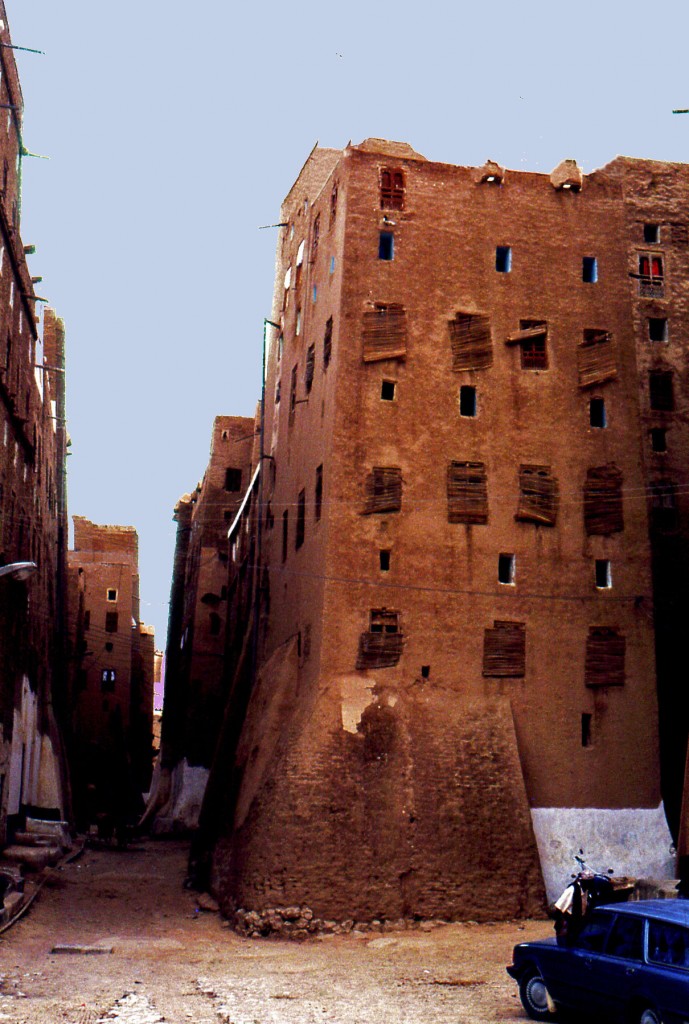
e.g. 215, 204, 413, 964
66, 517, 154, 827
0, 0, 70, 843
194, 140, 689, 923
147, 416, 254, 832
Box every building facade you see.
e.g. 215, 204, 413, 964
66, 517, 154, 827
198, 141, 688, 923
0, 0, 70, 843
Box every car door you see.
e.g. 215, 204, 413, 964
581, 913, 645, 1020
544, 910, 614, 1013
644, 917, 689, 1021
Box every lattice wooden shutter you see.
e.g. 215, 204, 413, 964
323, 317, 333, 368
363, 466, 402, 514
362, 305, 407, 362
585, 627, 625, 687
448, 312, 493, 371
516, 465, 558, 526
305, 345, 315, 393
356, 631, 404, 669
447, 461, 488, 524
483, 621, 526, 677
578, 331, 617, 388
584, 465, 624, 535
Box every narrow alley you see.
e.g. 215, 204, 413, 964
0, 837, 543, 1024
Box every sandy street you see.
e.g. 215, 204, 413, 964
0, 838, 552, 1024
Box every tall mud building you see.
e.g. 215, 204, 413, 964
196, 140, 689, 920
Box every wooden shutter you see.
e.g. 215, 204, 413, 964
516, 465, 558, 526
305, 345, 315, 393
584, 465, 624, 535
578, 331, 617, 388
448, 312, 493, 371
447, 461, 488, 524
362, 304, 407, 362
363, 466, 402, 514
483, 621, 526, 677
585, 627, 625, 687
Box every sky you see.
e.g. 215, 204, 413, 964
8, 0, 689, 646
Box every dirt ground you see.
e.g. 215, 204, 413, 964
0, 838, 554, 1024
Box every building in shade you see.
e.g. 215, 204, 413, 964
66, 518, 154, 828
191, 140, 689, 924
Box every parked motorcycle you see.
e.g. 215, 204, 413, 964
553, 851, 633, 944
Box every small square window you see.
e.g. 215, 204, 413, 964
224, 467, 242, 492
105, 611, 118, 633
595, 559, 611, 589
329, 256, 336, 275
583, 256, 598, 283
644, 223, 660, 243
498, 553, 515, 585
381, 380, 396, 401
421, 665, 430, 679
378, 231, 394, 261
590, 397, 607, 429
649, 370, 674, 411
379, 549, 391, 572
495, 246, 512, 273
312, 285, 317, 303
459, 385, 477, 417
107, 588, 117, 602
649, 317, 668, 342
650, 428, 667, 453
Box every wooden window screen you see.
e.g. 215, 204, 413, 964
105, 612, 118, 634
380, 168, 405, 210
584, 465, 624, 535
357, 610, 403, 669
649, 370, 674, 411
305, 345, 315, 393
578, 330, 617, 388
638, 253, 664, 298
311, 213, 320, 261
447, 461, 488, 524
520, 321, 547, 370
330, 183, 338, 227
362, 304, 407, 362
448, 311, 493, 371
516, 465, 558, 526
585, 627, 625, 687
483, 620, 526, 678
363, 466, 402, 514
323, 317, 333, 368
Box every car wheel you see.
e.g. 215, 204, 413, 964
518, 970, 557, 1022
639, 1010, 662, 1024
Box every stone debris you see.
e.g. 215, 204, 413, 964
96, 992, 164, 1023
231, 905, 444, 939
51, 944, 114, 955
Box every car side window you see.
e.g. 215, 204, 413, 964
606, 915, 644, 961
576, 912, 613, 952
648, 920, 689, 969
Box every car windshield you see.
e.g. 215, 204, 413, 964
648, 919, 689, 969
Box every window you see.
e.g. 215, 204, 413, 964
380, 168, 404, 210
101, 669, 116, 693
329, 256, 336, 275
576, 912, 613, 952
296, 489, 305, 549
495, 246, 512, 273
305, 344, 315, 393
315, 464, 323, 522
105, 642, 113, 653
519, 320, 547, 369
356, 609, 403, 669
381, 379, 396, 401
590, 397, 607, 428
595, 560, 612, 589
498, 553, 515, 585
648, 317, 668, 342
516, 465, 558, 526
582, 256, 598, 283
311, 213, 320, 260
330, 183, 338, 227
649, 369, 674, 411
296, 307, 302, 335
581, 713, 593, 748
578, 330, 616, 388
362, 303, 407, 362
482, 620, 526, 677
209, 612, 221, 636
224, 467, 242, 491
638, 253, 664, 297
650, 481, 679, 532
421, 665, 430, 678
378, 232, 394, 260
644, 223, 660, 244
107, 588, 117, 602
275, 379, 281, 404
584, 465, 624, 535
83, 610, 91, 631
447, 461, 488, 524
105, 611, 118, 633
363, 466, 402, 514
379, 550, 391, 572
312, 285, 317, 303
650, 427, 667, 453
323, 317, 333, 368
289, 365, 298, 421
459, 385, 476, 417
448, 311, 493, 371
585, 627, 625, 687
282, 510, 288, 562
648, 919, 689, 967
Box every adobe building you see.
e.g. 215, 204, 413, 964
195, 139, 689, 925
66, 517, 154, 827
0, 0, 70, 844
146, 416, 254, 832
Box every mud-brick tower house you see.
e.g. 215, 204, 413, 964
205, 140, 678, 922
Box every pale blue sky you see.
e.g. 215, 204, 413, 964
10, 0, 689, 644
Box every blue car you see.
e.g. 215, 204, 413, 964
507, 900, 689, 1023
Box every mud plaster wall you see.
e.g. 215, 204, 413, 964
212, 685, 545, 922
